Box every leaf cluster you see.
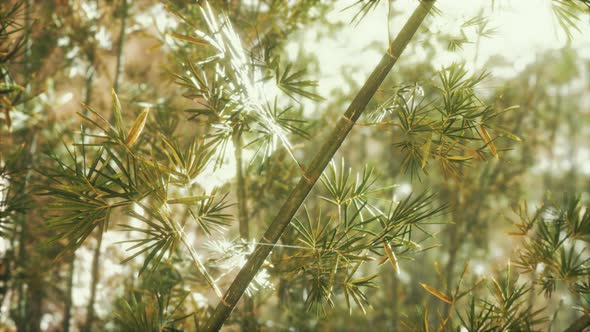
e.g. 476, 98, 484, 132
1, 0, 26, 131
113, 261, 196, 331
551, 0, 590, 40
172, 3, 316, 168
368, 64, 520, 182
408, 265, 546, 331
278, 160, 447, 316
0, 144, 30, 238
457, 268, 546, 331
39, 91, 233, 301
511, 195, 590, 301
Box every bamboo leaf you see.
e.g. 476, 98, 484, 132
383, 240, 400, 274
487, 124, 522, 142
421, 134, 432, 169
446, 155, 473, 161
167, 195, 210, 205
112, 89, 125, 137
420, 282, 453, 304
168, 32, 208, 46
479, 125, 498, 158
125, 108, 150, 147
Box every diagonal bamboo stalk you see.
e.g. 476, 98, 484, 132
565, 314, 590, 332
204, 1, 436, 330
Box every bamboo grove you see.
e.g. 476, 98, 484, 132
1, 0, 590, 331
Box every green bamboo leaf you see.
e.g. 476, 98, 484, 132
350, 274, 378, 285
125, 108, 150, 147
487, 124, 522, 142
421, 133, 432, 169
168, 31, 208, 46
479, 125, 498, 158
167, 195, 210, 205
112, 89, 125, 137
420, 282, 453, 304
383, 240, 400, 274
446, 155, 473, 161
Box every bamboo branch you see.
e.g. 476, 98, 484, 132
564, 314, 590, 332
203, 1, 435, 330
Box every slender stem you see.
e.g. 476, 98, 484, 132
113, 0, 128, 94
178, 228, 223, 298
203, 2, 435, 330
232, 129, 250, 250
83, 62, 95, 110
82, 224, 102, 332
79, 52, 98, 332
232, 128, 256, 331
443, 220, 457, 317
23, 0, 32, 84
63, 256, 75, 332
16, 217, 26, 332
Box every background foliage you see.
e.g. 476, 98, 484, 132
1, 0, 590, 331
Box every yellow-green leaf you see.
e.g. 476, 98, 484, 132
168, 32, 208, 46
421, 133, 432, 169
490, 125, 522, 142
125, 108, 150, 147
479, 125, 498, 158
161, 136, 184, 168
383, 240, 400, 274
167, 195, 210, 205
112, 89, 125, 136
446, 155, 473, 161
351, 274, 378, 285
420, 282, 453, 304
490, 277, 505, 301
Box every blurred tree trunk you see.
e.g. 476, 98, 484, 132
81, 51, 99, 332
233, 128, 257, 331
16, 1, 43, 330
113, 0, 128, 94
63, 257, 75, 332
83, 229, 102, 332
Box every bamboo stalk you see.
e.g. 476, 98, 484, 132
232, 128, 256, 331
564, 314, 590, 332
203, 2, 435, 330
